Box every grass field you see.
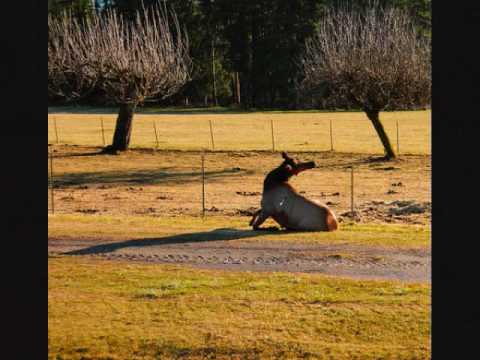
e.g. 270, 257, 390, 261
48, 256, 430, 359
49, 213, 430, 250
48, 109, 431, 359
48, 146, 430, 224
48, 108, 431, 155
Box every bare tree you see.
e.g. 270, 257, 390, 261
299, 3, 430, 159
48, 12, 98, 100
48, 4, 191, 152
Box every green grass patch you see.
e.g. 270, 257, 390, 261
49, 257, 430, 359
49, 213, 430, 249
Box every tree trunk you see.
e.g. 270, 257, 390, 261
211, 38, 218, 107
365, 110, 396, 159
110, 102, 137, 151
235, 72, 241, 105
231, 73, 236, 104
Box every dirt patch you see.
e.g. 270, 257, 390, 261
49, 234, 430, 283
236, 191, 261, 196
339, 200, 431, 225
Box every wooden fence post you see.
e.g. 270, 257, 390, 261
330, 119, 334, 151
100, 116, 106, 147
53, 115, 59, 144
396, 119, 400, 155
49, 147, 55, 214
270, 119, 275, 152
153, 120, 159, 150
209, 120, 215, 151
350, 166, 354, 216
201, 151, 206, 217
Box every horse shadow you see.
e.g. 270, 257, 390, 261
65, 227, 287, 256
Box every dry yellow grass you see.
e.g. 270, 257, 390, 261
47, 109, 431, 359
48, 146, 430, 224
48, 109, 431, 154
48, 256, 430, 359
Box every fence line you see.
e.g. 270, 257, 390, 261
47, 115, 430, 155
47, 153, 429, 218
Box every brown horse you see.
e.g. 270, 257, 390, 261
250, 152, 338, 231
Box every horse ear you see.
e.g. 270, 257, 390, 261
281, 152, 288, 159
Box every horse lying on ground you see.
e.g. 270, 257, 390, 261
250, 152, 338, 231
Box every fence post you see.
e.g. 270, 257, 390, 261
100, 116, 106, 147
201, 151, 206, 217
209, 120, 215, 151
396, 119, 399, 155
329, 119, 333, 151
270, 119, 275, 152
53, 115, 59, 144
350, 166, 354, 216
49, 147, 55, 214
153, 120, 159, 150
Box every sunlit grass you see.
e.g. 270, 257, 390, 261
48, 213, 430, 249
48, 256, 430, 359
48, 109, 431, 154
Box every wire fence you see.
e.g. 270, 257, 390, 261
48, 149, 431, 224
47, 112, 431, 155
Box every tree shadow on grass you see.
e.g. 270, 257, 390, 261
65, 228, 285, 256
55, 167, 253, 188
326, 155, 407, 170
50, 149, 107, 159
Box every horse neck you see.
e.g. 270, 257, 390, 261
263, 167, 296, 193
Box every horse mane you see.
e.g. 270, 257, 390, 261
263, 163, 296, 192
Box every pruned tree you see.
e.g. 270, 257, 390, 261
298, 2, 430, 159
48, 4, 191, 152
48, 12, 98, 100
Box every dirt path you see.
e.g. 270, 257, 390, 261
48, 231, 430, 283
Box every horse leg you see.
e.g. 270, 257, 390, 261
251, 210, 270, 230
249, 209, 262, 226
